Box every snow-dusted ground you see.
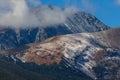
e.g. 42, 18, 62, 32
17, 32, 104, 79
1, 28, 120, 80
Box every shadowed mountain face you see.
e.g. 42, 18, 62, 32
0, 6, 109, 50
0, 59, 92, 80
0, 27, 120, 80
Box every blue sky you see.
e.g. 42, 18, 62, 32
39, 0, 120, 27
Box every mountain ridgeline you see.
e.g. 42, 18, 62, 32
1, 6, 118, 80
0, 6, 110, 50
0, 27, 120, 80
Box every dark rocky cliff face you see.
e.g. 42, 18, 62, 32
0, 10, 110, 50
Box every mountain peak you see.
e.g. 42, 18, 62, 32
0, 8, 110, 50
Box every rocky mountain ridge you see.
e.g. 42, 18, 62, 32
0, 6, 110, 50
0, 27, 120, 80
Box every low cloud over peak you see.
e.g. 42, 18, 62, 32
116, 0, 120, 5
0, 0, 77, 28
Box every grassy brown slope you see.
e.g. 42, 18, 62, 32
0, 27, 120, 65
96, 27, 120, 48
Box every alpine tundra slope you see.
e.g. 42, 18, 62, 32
0, 27, 120, 80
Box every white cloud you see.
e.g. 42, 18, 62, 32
0, 0, 97, 28
0, 0, 77, 28
81, 0, 95, 13
37, 6, 77, 26
0, 0, 37, 27
116, 0, 120, 5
